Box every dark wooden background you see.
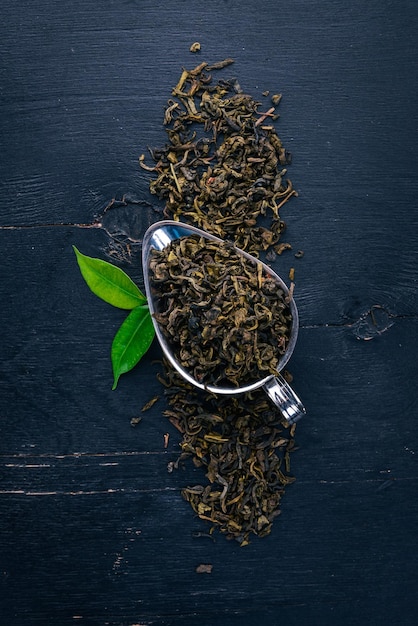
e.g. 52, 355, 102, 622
1, 1, 417, 625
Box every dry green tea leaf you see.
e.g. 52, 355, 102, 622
149, 235, 292, 388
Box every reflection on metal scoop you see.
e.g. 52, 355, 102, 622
142, 220, 306, 424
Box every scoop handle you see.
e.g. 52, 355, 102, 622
263, 374, 306, 424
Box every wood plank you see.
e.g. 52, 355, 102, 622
1, 226, 416, 458
1, 456, 417, 625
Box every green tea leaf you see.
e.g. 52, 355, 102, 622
111, 305, 155, 389
73, 246, 146, 309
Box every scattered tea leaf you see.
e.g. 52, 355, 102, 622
73, 246, 146, 309
195, 564, 213, 574
275, 243, 292, 255
111, 305, 155, 389
141, 396, 160, 412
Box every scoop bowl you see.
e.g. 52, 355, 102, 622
142, 220, 305, 424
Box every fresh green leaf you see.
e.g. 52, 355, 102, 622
111, 305, 155, 389
73, 246, 147, 309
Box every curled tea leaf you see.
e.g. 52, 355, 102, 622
73, 246, 146, 309
111, 305, 155, 390
189, 42, 201, 53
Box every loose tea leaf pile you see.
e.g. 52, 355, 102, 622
142, 58, 300, 544
160, 364, 296, 546
140, 58, 296, 258
149, 234, 292, 387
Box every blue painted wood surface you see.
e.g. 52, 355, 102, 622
1, 1, 417, 624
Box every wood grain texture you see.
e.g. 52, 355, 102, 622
1, 1, 417, 625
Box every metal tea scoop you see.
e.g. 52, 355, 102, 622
142, 220, 306, 424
